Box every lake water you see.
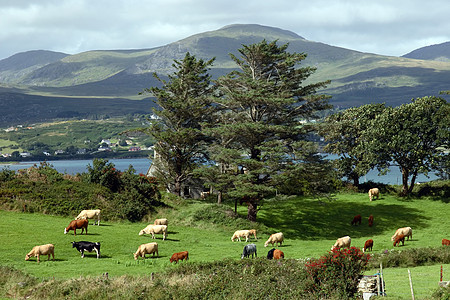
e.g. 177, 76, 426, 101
0, 157, 440, 185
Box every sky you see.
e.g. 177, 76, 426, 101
1, 0, 449, 61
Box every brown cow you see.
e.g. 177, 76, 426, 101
442, 239, 450, 246
368, 215, 374, 227
351, 215, 362, 226
170, 251, 189, 264
64, 219, 88, 235
393, 234, 405, 247
273, 249, 284, 260
363, 239, 373, 252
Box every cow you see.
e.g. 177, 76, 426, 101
76, 209, 101, 226
154, 218, 168, 226
264, 232, 284, 247
267, 248, 276, 259
442, 239, 450, 246
25, 244, 54, 263
170, 251, 189, 264
393, 234, 405, 247
134, 242, 158, 260
391, 227, 412, 241
368, 215, 374, 227
331, 236, 351, 250
64, 219, 88, 235
368, 188, 380, 201
273, 249, 284, 260
71, 241, 101, 259
241, 243, 257, 259
363, 239, 374, 252
351, 214, 362, 226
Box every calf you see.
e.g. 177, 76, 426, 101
363, 239, 374, 252
442, 239, 450, 246
72, 241, 101, 258
351, 214, 362, 226
170, 251, 189, 264
241, 243, 257, 259
393, 234, 405, 247
368, 215, 374, 227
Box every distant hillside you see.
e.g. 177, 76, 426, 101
402, 41, 450, 61
1, 24, 450, 127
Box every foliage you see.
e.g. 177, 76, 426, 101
86, 158, 122, 192
305, 247, 371, 299
140, 52, 217, 196
366, 96, 449, 196
319, 103, 387, 186
369, 246, 450, 268
209, 40, 331, 221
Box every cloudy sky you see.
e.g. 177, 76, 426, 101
1, 0, 449, 60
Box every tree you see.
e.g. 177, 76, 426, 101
140, 53, 216, 196
319, 103, 387, 186
368, 96, 449, 195
210, 40, 331, 221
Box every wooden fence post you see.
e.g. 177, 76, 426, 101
408, 269, 415, 300
380, 263, 385, 296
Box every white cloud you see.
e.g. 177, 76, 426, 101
0, 0, 449, 59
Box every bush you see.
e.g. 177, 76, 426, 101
369, 246, 450, 268
305, 246, 371, 299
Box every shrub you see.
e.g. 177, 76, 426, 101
305, 246, 371, 299
369, 246, 450, 268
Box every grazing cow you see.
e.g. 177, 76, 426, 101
231, 230, 252, 242
134, 242, 158, 260
154, 218, 168, 226
25, 244, 54, 263
368, 188, 380, 201
170, 251, 189, 264
393, 234, 405, 247
331, 236, 351, 250
368, 215, 374, 227
76, 209, 101, 225
267, 248, 276, 259
273, 249, 284, 260
264, 232, 284, 247
241, 243, 257, 259
363, 239, 374, 252
72, 241, 101, 259
351, 214, 362, 226
139, 224, 168, 240
64, 219, 88, 235
391, 227, 412, 241
442, 239, 450, 246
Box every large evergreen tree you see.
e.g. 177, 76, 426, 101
209, 40, 331, 221
141, 53, 216, 196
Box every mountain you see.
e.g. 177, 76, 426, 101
402, 42, 450, 61
1, 24, 449, 126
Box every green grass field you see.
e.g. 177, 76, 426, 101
0, 191, 448, 299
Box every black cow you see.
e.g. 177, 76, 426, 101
72, 241, 101, 258
267, 248, 276, 259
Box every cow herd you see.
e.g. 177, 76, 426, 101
24, 189, 449, 264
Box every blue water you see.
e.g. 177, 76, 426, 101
1, 158, 152, 175
0, 157, 440, 185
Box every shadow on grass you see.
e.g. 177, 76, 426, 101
257, 198, 429, 241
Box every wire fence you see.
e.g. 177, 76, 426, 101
368, 264, 449, 299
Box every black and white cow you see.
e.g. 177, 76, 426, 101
267, 248, 276, 259
241, 243, 257, 259
72, 241, 101, 259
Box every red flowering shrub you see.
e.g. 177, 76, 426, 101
305, 246, 370, 298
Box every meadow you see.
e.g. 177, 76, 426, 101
0, 190, 449, 299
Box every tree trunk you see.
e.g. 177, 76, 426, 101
217, 191, 222, 204
408, 171, 418, 195
401, 167, 409, 196
350, 172, 359, 187
247, 201, 258, 222
173, 177, 182, 196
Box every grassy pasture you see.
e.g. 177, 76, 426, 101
0, 191, 449, 298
